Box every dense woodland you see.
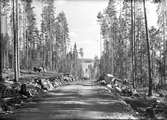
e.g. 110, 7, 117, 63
0, 0, 167, 97
1, 0, 167, 119
96, 0, 166, 96
0, 0, 84, 81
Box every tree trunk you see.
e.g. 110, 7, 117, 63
43, 36, 45, 68
163, 15, 166, 85
49, 15, 52, 71
6, 18, 9, 68
13, 0, 19, 82
6, 42, 9, 68
0, 1, 3, 82
111, 27, 114, 75
131, 0, 134, 88
143, 0, 152, 96
133, 0, 137, 88
26, 30, 29, 69
16, 0, 20, 77
160, 50, 163, 85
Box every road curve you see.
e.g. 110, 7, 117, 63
6, 80, 137, 120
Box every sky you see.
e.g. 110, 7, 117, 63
33, 0, 158, 59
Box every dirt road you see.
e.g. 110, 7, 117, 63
5, 80, 136, 119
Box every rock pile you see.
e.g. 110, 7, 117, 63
0, 73, 75, 113
97, 73, 167, 119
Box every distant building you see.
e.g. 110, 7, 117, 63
79, 58, 94, 79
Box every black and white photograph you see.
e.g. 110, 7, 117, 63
0, 0, 167, 119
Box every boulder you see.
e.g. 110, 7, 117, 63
100, 80, 107, 85
0, 83, 20, 98
123, 97, 158, 113
106, 84, 112, 89
41, 79, 54, 91
19, 84, 31, 97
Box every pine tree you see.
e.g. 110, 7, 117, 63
41, 0, 56, 70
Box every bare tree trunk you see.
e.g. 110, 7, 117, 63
41, 1, 45, 69
163, 15, 166, 85
131, 0, 134, 88
113, 21, 116, 75
23, 3, 27, 69
0, 1, 3, 82
111, 27, 114, 75
16, 0, 20, 77
6, 12, 9, 68
43, 36, 45, 68
3, 16, 8, 69
48, 14, 52, 71
6, 41, 9, 68
26, 30, 29, 69
63, 31, 66, 72
143, 0, 152, 96
160, 50, 163, 85
13, 0, 19, 82
133, 0, 137, 88
141, 45, 143, 86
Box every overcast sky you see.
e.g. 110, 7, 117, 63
33, 0, 158, 59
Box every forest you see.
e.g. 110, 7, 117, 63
0, 0, 84, 82
0, 0, 167, 119
96, 0, 167, 96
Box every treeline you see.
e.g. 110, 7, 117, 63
0, 0, 84, 80
97, 0, 166, 95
